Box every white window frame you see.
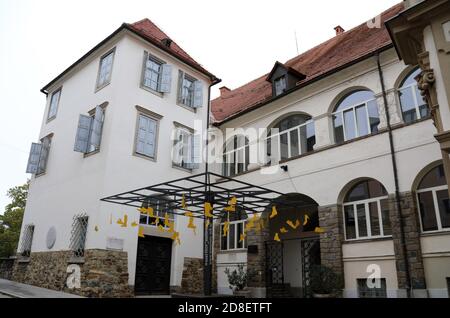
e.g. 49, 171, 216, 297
416, 184, 450, 234
223, 135, 250, 177
332, 97, 377, 142
47, 88, 62, 121
96, 48, 115, 90
398, 81, 428, 122
274, 76, 287, 96
266, 119, 314, 163
173, 126, 194, 170
139, 199, 175, 228
343, 195, 391, 241
180, 73, 196, 107
220, 219, 247, 252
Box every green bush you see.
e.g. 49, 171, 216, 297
224, 264, 255, 292
309, 265, 344, 295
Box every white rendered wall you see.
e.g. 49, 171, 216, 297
20, 30, 211, 288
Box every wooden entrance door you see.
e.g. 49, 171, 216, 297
135, 235, 172, 295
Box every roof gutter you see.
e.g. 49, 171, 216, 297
41, 23, 219, 94
215, 44, 394, 126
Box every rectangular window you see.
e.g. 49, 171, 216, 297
20, 224, 34, 258
172, 125, 200, 171
74, 105, 105, 154
47, 88, 61, 120
418, 191, 439, 232
177, 71, 203, 108
96, 49, 115, 89
139, 198, 174, 228
143, 56, 163, 91
436, 190, 450, 229
26, 135, 52, 175
135, 114, 158, 159
274, 76, 287, 96
220, 220, 247, 251
344, 205, 356, 240
357, 278, 387, 298
70, 214, 89, 258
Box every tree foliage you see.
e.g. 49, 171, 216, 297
0, 181, 28, 257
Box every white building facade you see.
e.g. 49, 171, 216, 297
211, 2, 450, 298
15, 19, 218, 297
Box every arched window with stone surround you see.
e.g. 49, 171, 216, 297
220, 209, 248, 251
398, 67, 429, 124
342, 179, 391, 240
332, 90, 380, 143
416, 164, 450, 233
266, 113, 315, 162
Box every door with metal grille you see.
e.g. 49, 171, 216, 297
135, 236, 172, 295
301, 238, 321, 298
265, 241, 284, 286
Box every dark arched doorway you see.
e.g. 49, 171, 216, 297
264, 193, 321, 298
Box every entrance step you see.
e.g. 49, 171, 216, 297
267, 284, 293, 298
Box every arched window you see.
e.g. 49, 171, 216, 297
267, 114, 315, 162
343, 179, 391, 240
332, 90, 379, 143
220, 209, 247, 251
223, 135, 250, 177
416, 164, 450, 232
398, 67, 429, 123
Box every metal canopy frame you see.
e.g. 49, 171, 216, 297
101, 171, 317, 296
101, 172, 315, 219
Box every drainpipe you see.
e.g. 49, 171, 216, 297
203, 77, 222, 296
376, 53, 412, 298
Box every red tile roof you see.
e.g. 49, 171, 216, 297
211, 3, 404, 124
127, 19, 217, 80
41, 18, 217, 93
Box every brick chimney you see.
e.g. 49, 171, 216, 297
219, 86, 231, 97
334, 25, 345, 36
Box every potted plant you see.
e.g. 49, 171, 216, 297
224, 264, 254, 298
309, 265, 344, 298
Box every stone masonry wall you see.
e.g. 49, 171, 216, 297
11, 249, 132, 297
0, 258, 16, 280
180, 257, 204, 295
246, 217, 270, 288
388, 192, 427, 291
318, 204, 345, 277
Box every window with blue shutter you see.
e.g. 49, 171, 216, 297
187, 133, 201, 170
135, 114, 157, 158
74, 106, 105, 154
193, 80, 203, 108
26, 135, 52, 175
159, 64, 172, 93
74, 115, 93, 153
26, 143, 42, 174
178, 71, 199, 108
173, 127, 198, 170
89, 106, 104, 152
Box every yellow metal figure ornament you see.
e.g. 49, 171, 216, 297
185, 211, 197, 235
222, 221, 230, 237
269, 206, 278, 219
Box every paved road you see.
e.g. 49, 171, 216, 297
0, 279, 82, 298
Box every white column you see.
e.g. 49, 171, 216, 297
376, 89, 403, 131
313, 114, 334, 150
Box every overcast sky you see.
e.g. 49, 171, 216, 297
0, 0, 400, 213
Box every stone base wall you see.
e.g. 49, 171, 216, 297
0, 258, 16, 280
11, 249, 133, 298
318, 204, 344, 277
389, 192, 427, 290
180, 257, 204, 295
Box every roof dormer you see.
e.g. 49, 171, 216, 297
266, 62, 306, 97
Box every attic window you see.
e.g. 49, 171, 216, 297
161, 38, 173, 48
274, 76, 287, 96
